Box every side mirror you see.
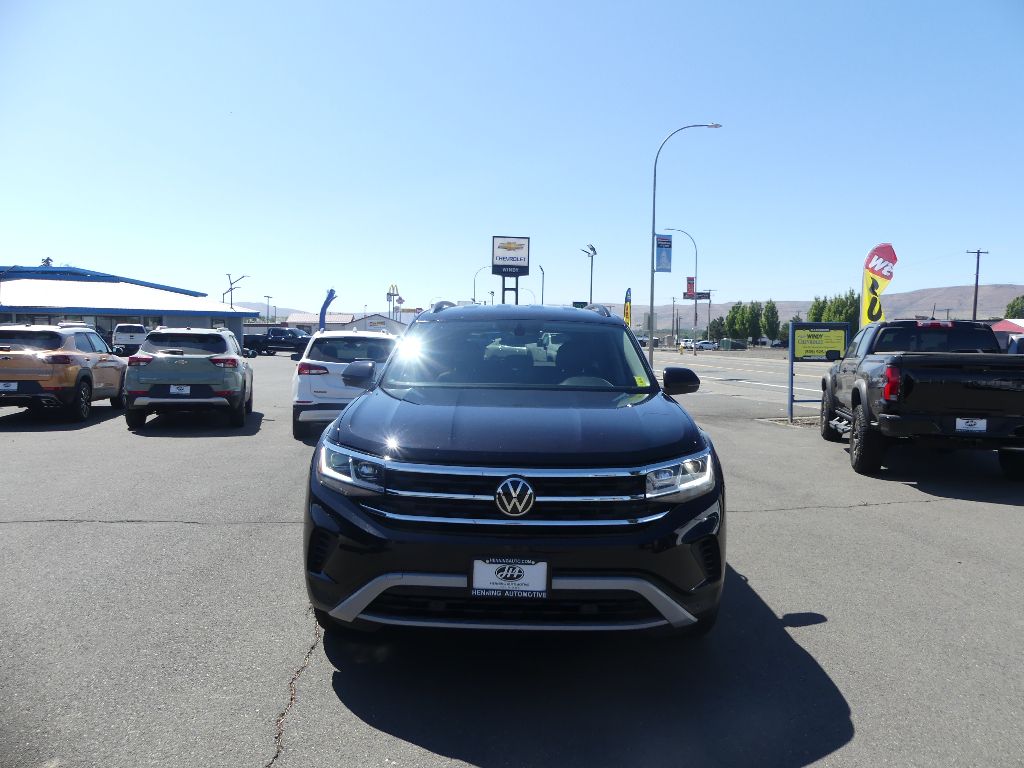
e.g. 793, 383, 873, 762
290, 352, 302, 361
112, 346, 126, 356
662, 367, 700, 395
825, 349, 841, 362
342, 360, 376, 389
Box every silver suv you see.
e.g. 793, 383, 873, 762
124, 327, 253, 429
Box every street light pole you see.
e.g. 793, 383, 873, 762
672, 297, 677, 345
473, 266, 489, 304
539, 265, 545, 305
666, 228, 699, 353
648, 123, 720, 365
264, 295, 272, 324
224, 274, 249, 310
580, 244, 596, 304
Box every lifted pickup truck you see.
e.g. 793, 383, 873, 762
820, 320, 1024, 478
243, 327, 311, 356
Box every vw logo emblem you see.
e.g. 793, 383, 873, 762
495, 477, 535, 517
494, 565, 525, 582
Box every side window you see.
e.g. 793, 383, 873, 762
855, 329, 875, 357
74, 333, 94, 352
87, 333, 110, 353
844, 330, 865, 358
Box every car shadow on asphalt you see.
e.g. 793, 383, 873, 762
127, 410, 265, 437
855, 443, 1023, 506
322, 567, 853, 768
0, 405, 126, 431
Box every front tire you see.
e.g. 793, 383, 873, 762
109, 377, 127, 409
67, 379, 92, 422
820, 391, 843, 442
850, 403, 884, 475
998, 450, 1024, 481
245, 385, 254, 414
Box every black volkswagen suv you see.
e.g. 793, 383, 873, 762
304, 303, 726, 635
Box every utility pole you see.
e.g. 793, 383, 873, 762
539, 265, 545, 305
671, 297, 677, 344
967, 249, 987, 321
264, 295, 272, 324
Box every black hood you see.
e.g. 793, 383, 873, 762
330, 386, 705, 467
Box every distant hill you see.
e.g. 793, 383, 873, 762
234, 301, 308, 320
602, 284, 1024, 333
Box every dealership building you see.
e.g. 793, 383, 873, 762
0, 264, 258, 341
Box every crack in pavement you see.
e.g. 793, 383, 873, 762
733, 497, 948, 513
0, 519, 301, 526
265, 606, 322, 768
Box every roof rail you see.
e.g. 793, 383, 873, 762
582, 303, 612, 317
431, 301, 456, 313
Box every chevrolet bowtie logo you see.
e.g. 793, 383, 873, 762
497, 242, 525, 252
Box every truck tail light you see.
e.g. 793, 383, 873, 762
916, 321, 953, 328
128, 354, 153, 366
42, 354, 73, 364
209, 356, 239, 368
298, 362, 329, 375
883, 365, 901, 401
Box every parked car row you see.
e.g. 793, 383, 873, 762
0, 323, 255, 430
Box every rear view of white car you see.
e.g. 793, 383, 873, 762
291, 330, 396, 439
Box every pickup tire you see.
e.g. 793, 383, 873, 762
819, 391, 843, 442
849, 403, 884, 475
998, 450, 1024, 481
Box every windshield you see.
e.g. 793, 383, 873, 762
874, 325, 1001, 354
0, 330, 62, 351
307, 336, 394, 363
142, 333, 228, 355
381, 320, 653, 391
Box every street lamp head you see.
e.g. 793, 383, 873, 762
708, 123, 722, 128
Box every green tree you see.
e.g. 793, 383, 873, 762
807, 296, 826, 322
725, 302, 746, 340
822, 289, 860, 335
746, 301, 763, 343
762, 299, 781, 341
1006, 295, 1024, 318
708, 316, 726, 341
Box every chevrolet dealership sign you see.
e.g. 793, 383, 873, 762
492, 236, 530, 276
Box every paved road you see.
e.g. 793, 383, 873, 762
1, 354, 1021, 767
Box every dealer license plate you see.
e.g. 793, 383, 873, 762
471, 559, 548, 599
0, 382, 17, 392
955, 418, 986, 433
170, 385, 191, 395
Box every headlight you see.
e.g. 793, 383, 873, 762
317, 441, 385, 496
645, 450, 715, 503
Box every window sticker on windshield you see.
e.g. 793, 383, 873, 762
635, 375, 648, 386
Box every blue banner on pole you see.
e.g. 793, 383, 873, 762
655, 234, 672, 273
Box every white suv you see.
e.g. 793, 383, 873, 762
291, 330, 396, 439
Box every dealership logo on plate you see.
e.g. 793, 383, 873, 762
494, 565, 525, 582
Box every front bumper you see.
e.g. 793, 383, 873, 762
304, 474, 726, 632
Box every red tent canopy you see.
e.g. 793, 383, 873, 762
991, 319, 1024, 333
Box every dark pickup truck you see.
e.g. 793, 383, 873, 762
243, 327, 311, 356
820, 320, 1024, 478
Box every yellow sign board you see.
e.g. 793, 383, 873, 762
793, 327, 847, 362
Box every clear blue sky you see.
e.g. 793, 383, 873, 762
1, 1, 1021, 314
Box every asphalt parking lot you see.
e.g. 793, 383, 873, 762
2, 351, 1022, 768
